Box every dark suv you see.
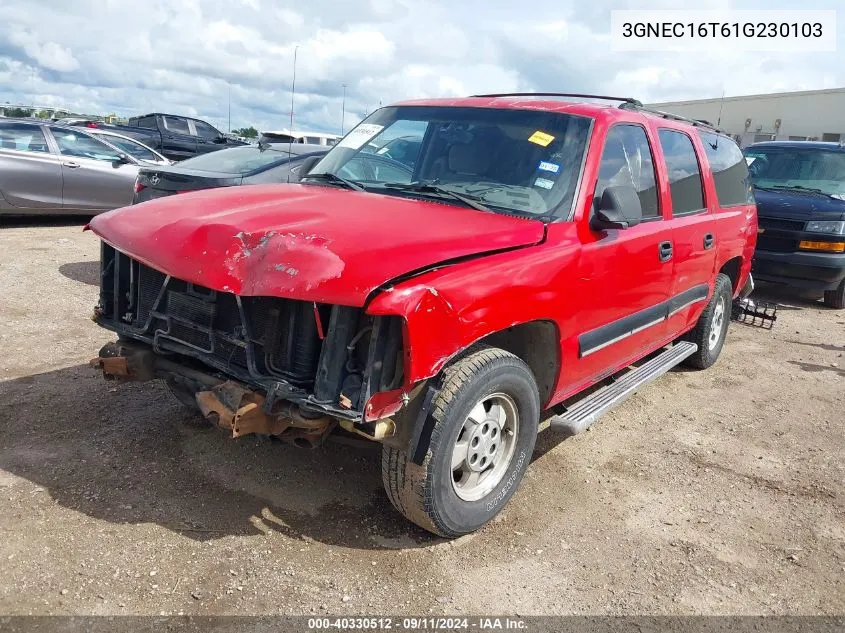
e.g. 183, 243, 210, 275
745, 141, 845, 308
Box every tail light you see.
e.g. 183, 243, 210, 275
85, 122, 99, 128
133, 178, 145, 194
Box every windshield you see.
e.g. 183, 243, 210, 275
178, 146, 292, 174
745, 147, 845, 198
94, 134, 161, 163
307, 105, 592, 218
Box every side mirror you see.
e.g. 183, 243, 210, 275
296, 155, 323, 178
114, 152, 132, 165
590, 185, 643, 231
214, 135, 227, 144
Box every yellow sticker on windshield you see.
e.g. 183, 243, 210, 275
528, 130, 555, 146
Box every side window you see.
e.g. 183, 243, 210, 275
162, 116, 191, 135
96, 134, 157, 162
0, 123, 50, 153
595, 124, 660, 219
50, 128, 121, 162
698, 131, 753, 206
135, 116, 157, 129
657, 129, 705, 215
193, 120, 221, 140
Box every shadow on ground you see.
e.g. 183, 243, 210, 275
59, 260, 100, 286
0, 215, 90, 229
788, 360, 845, 378
752, 282, 831, 310
787, 340, 845, 353
0, 365, 439, 550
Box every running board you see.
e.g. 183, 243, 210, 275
549, 342, 698, 437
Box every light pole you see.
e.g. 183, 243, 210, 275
341, 83, 347, 134
289, 45, 299, 134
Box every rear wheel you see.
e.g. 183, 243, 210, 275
823, 280, 845, 309
381, 348, 540, 537
682, 273, 733, 370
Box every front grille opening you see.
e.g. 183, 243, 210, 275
97, 247, 405, 409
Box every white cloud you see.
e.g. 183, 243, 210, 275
8, 32, 80, 73
0, 0, 841, 135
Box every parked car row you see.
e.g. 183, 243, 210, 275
0, 119, 169, 214
3, 103, 843, 309
62, 113, 247, 161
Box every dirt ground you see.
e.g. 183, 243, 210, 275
0, 219, 843, 616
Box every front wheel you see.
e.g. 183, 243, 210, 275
382, 348, 540, 537
823, 280, 845, 309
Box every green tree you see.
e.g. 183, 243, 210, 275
36, 109, 52, 119
3, 107, 33, 118
233, 126, 258, 139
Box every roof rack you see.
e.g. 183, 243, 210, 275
471, 92, 643, 107
619, 102, 723, 132
471, 92, 726, 133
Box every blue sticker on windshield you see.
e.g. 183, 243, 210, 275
534, 177, 555, 190
538, 161, 560, 174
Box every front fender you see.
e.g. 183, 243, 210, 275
366, 241, 576, 389
368, 283, 463, 386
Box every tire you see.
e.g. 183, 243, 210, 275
823, 280, 845, 309
682, 273, 733, 370
381, 348, 540, 537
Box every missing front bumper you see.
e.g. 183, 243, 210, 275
89, 341, 351, 447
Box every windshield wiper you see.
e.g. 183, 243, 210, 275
382, 182, 492, 213
302, 172, 365, 192
771, 184, 835, 198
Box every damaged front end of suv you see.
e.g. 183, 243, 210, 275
90, 239, 408, 447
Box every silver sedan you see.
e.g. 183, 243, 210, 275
0, 119, 143, 215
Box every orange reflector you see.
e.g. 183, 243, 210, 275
798, 241, 845, 253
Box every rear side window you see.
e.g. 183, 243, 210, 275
135, 116, 157, 129
698, 131, 753, 206
657, 129, 705, 215
162, 116, 191, 135
0, 122, 49, 153
595, 124, 660, 219
95, 134, 158, 162
193, 120, 220, 140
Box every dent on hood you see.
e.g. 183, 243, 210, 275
223, 230, 345, 295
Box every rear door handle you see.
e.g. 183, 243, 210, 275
658, 240, 673, 262
62, 161, 80, 168
704, 233, 714, 249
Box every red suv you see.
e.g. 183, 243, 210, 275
89, 93, 757, 537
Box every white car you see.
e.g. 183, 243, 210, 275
259, 129, 340, 147
88, 129, 171, 166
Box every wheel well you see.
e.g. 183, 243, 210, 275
476, 320, 559, 407
719, 256, 743, 293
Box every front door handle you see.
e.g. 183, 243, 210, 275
62, 161, 80, 168
658, 240, 673, 262
703, 233, 714, 249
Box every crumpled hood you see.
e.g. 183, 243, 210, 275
88, 184, 545, 306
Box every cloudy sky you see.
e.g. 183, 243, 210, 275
0, 0, 841, 135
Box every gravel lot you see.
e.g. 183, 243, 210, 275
0, 219, 843, 616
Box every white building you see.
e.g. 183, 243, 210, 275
647, 87, 845, 147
